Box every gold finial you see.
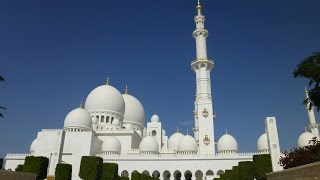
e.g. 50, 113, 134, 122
187, 129, 189, 135
305, 86, 308, 93
125, 85, 128, 94
177, 126, 179, 132
80, 101, 83, 108
225, 129, 228, 134
196, 0, 202, 10
106, 77, 110, 85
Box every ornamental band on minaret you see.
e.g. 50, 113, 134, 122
191, 0, 215, 155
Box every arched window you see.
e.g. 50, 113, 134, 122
151, 130, 157, 136
111, 117, 114, 124
121, 170, 129, 177
101, 116, 105, 123
106, 116, 110, 123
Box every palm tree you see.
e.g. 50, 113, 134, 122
0, 75, 5, 117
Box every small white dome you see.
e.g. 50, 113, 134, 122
297, 131, 316, 148
102, 136, 121, 153
151, 114, 160, 122
217, 133, 238, 153
64, 107, 92, 130
85, 85, 125, 115
178, 135, 198, 152
122, 94, 145, 129
30, 138, 37, 153
139, 136, 159, 153
168, 132, 184, 150
257, 133, 269, 153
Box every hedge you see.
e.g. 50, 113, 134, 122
23, 156, 49, 180
55, 163, 72, 180
131, 172, 140, 180
120, 177, 129, 180
224, 170, 233, 180
238, 161, 254, 180
15, 164, 24, 172
232, 166, 239, 180
102, 163, 118, 180
79, 156, 103, 180
253, 154, 272, 180
140, 173, 148, 180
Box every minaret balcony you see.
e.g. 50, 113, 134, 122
191, 58, 214, 71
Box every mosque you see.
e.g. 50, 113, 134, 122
4, 1, 319, 180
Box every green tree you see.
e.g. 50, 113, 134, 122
293, 52, 320, 111
0, 75, 6, 117
280, 137, 320, 169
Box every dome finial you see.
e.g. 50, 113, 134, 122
177, 126, 179, 132
125, 85, 129, 94
225, 129, 228, 134
80, 101, 83, 108
196, 0, 202, 12
106, 77, 110, 85
187, 129, 189, 135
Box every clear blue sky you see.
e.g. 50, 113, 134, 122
0, 0, 319, 156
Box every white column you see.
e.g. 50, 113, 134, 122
265, 117, 283, 172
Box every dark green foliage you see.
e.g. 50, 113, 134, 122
223, 170, 233, 180
15, 164, 24, 172
232, 166, 239, 180
140, 173, 148, 180
55, 163, 72, 180
280, 138, 320, 169
219, 173, 226, 180
102, 163, 118, 180
120, 177, 129, 180
253, 154, 272, 180
79, 156, 103, 180
131, 172, 140, 180
213, 179, 220, 180
293, 52, 320, 111
0, 158, 3, 169
238, 161, 254, 180
23, 156, 49, 180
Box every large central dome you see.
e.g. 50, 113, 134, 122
85, 84, 125, 115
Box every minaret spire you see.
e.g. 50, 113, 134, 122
304, 87, 320, 139
191, 0, 215, 155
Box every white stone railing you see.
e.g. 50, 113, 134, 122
41, 129, 62, 132
5, 153, 29, 159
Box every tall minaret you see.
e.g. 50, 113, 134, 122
191, 0, 215, 155
305, 87, 320, 139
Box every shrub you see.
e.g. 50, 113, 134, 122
224, 170, 233, 180
120, 177, 129, 180
102, 163, 118, 180
280, 138, 320, 169
23, 156, 49, 180
131, 172, 140, 180
232, 166, 239, 180
79, 156, 103, 180
238, 161, 254, 180
253, 154, 272, 180
55, 163, 72, 180
0, 158, 3, 169
15, 164, 24, 172
140, 173, 148, 180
